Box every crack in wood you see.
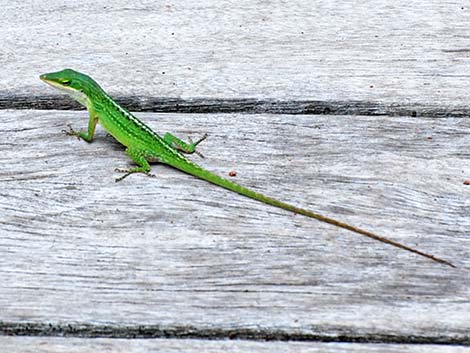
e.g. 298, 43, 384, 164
0, 322, 469, 345
1, 94, 469, 118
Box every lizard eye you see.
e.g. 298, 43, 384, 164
61, 80, 71, 86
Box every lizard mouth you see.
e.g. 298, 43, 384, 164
40, 76, 90, 108
39, 75, 72, 91
39, 75, 62, 88
39, 74, 58, 85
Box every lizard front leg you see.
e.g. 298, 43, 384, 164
64, 109, 98, 142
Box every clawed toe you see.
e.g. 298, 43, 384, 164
114, 167, 155, 182
62, 124, 81, 140
194, 150, 205, 158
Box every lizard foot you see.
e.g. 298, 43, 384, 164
114, 168, 155, 182
62, 124, 81, 140
189, 133, 208, 158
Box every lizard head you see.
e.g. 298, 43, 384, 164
40, 68, 102, 108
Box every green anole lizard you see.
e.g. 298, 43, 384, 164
40, 69, 455, 268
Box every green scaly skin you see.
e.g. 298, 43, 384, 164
40, 69, 455, 268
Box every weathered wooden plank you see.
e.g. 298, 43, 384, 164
0, 110, 469, 342
5, 95, 470, 118
3, 0, 470, 107
2, 337, 470, 353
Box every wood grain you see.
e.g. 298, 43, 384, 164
2, 0, 470, 106
5, 94, 470, 118
2, 337, 470, 353
0, 110, 468, 343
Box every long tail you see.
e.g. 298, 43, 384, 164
173, 160, 455, 268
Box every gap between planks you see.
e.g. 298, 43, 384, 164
1, 94, 470, 117
1, 322, 470, 346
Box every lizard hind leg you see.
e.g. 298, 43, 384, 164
115, 147, 157, 182
163, 132, 207, 158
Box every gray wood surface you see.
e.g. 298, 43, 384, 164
2, 0, 470, 108
2, 337, 470, 353
1, 110, 469, 343
2, 0, 470, 349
